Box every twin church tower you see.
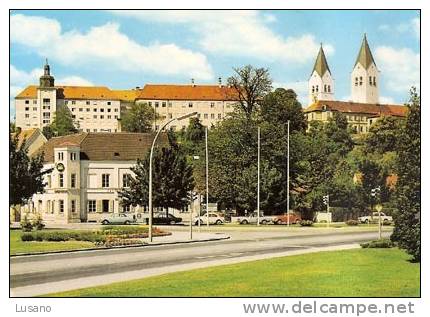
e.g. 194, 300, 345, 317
308, 34, 379, 105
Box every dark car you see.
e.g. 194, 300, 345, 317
153, 213, 182, 225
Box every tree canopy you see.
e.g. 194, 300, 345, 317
121, 102, 159, 133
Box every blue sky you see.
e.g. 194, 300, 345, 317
10, 10, 420, 119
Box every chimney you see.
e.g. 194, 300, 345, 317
218, 77, 222, 88
191, 78, 195, 87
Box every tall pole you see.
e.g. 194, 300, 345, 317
257, 127, 260, 226
148, 112, 197, 242
205, 126, 209, 227
287, 120, 290, 227
327, 194, 330, 228
190, 192, 193, 240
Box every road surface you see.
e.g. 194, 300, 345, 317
10, 228, 391, 296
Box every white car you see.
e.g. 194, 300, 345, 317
100, 213, 136, 225
358, 212, 393, 224
194, 213, 224, 225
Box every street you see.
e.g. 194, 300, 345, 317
10, 227, 392, 297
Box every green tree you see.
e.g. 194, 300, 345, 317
50, 106, 78, 137
364, 116, 403, 155
121, 103, 159, 133
119, 141, 195, 217
261, 88, 307, 132
10, 135, 49, 206
227, 65, 272, 119
391, 89, 420, 262
42, 126, 55, 140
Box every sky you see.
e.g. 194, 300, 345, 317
10, 10, 420, 119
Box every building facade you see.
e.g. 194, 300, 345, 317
135, 82, 239, 131
15, 61, 122, 133
304, 34, 407, 133
24, 132, 200, 224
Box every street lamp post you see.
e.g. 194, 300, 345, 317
371, 186, 382, 240
287, 120, 290, 227
257, 127, 260, 226
205, 126, 209, 227
148, 112, 198, 242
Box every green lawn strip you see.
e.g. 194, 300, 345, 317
47, 248, 419, 297
10, 230, 95, 255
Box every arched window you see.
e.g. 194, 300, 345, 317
369, 76, 372, 85
355, 77, 358, 86
373, 77, 377, 86
316, 85, 319, 92
359, 76, 363, 86
328, 85, 331, 92
324, 85, 327, 92
312, 86, 315, 93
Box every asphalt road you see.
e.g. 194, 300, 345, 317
10, 228, 390, 296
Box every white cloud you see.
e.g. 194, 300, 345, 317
110, 10, 334, 64
375, 46, 420, 94
56, 76, 94, 86
10, 14, 214, 81
378, 17, 420, 38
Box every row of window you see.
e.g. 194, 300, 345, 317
72, 114, 118, 120
47, 173, 132, 189
57, 152, 78, 161
311, 84, 332, 94
149, 101, 231, 109
65, 100, 113, 106
69, 107, 118, 113
354, 76, 377, 87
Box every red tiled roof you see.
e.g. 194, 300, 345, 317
16, 85, 120, 101
304, 100, 408, 117
136, 84, 240, 101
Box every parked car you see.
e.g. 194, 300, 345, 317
273, 213, 302, 225
194, 213, 225, 225
153, 213, 182, 225
231, 212, 276, 225
358, 212, 393, 224
100, 213, 136, 225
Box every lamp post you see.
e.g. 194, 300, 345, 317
205, 126, 209, 227
257, 127, 260, 226
287, 120, 290, 227
148, 112, 198, 242
371, 186, 382, 240
322, 194, 330, 228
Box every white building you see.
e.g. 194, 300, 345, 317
135, 81, 239, 131
27, 132, 186, 224
304, 34, 407, 133
350, 34, 380, 104
15, 60, 122, 133
308, 44, 334, 105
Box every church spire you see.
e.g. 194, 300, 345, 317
311, 43, 331, 77
354, 33, 376, 69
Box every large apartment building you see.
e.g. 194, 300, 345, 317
15, 61, 123, 132
135, 81, 239, 131
304, 34, 408, 133
14, 61, 240, 132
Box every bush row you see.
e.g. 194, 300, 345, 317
21, 231, 106, 243
360, 239, 395, 248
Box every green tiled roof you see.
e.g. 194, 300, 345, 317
354, 34, 376, 69
311, 44, 331, 77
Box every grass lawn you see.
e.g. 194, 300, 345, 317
10, 230, 95, 255
48, 248, 419, 297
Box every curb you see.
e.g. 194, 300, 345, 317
10, 235, 231, 258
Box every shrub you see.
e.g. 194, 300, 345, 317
361, 239, 395, 248
20, 214, 33, 232
346, 220, 359, 226
300, 220, 314, 227
21, 233, 34, 241
101, 225, 149, 236
32, 213, 45, 230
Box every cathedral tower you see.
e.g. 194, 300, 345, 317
308, 44, 334, 105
